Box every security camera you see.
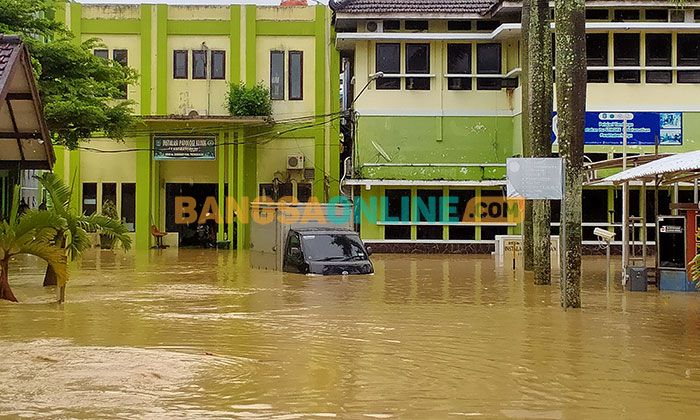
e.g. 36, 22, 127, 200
594, 227, 615, 242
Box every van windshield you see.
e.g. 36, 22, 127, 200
301, 234, 367, 262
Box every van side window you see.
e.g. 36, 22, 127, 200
287, 233, 300, 254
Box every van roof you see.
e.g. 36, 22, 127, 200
290, 226, 358, 235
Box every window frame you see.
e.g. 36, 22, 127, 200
375, 43, 401, 90
288, 50, 304, 100
173, 50, 188, 79
270, 50, 286, 100
476, 43, 502, 90
192, 49, 208, 80
94, 49, 108, 60
447, 43, 472, 91
211, 50, 226, 80
405, 43, 430, 90
613, 33, 640, 83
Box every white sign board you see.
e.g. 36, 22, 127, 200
506, 158, 564, 200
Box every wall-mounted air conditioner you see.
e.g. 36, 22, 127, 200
287, 154, 305, 170
365, 20, 383, 33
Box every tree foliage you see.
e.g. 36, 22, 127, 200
0, 0, 138, 149
227, 82, 273, 117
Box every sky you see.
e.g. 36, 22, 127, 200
76, 0, 329, 4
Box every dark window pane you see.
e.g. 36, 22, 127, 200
405, 43, 430, 90
297, 183, 312, 203
102, 183, 117, 208
211, 50, 225, 80
448, 190, 475, 223
582, 189, 609, 223
614, 9, 640, 21
586, 9, 609, 20
83, 183, 97, 215
416, 189, 443, 222
289, 51, 303, 100
476, 43, 501, 74
646, 34, 671, 66
384, 20, 400, 31
448, 77, 472, 90
481, 225, 508, 240
192, 50, 207, 79
614, 33, 639, 66
385, 225, 411, 240
270, 51, 285, 99
615, 70, 640, 83
448, 21, 471, 31
385, 189, 411, 221
678, 34, 700, 66
645, 9, 668, 21
121, 183, 136, 232
678, 71, 700, 83
405, 20, 428, 31
449, 226, 475, 240
376, 43, 400, 90
586, 33, 608, 66
112, 49, 128, 66
587, 70, 609, 83
94, 49, 108, 59
173, 50, 188, 79
695, 10, 700, 21
447, 44, 471, 74
647, 70, 672, 83
417, 225, 442, 240
476, 20, 500, 31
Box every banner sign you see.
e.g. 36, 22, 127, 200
506, 158, 564, 200
552, 112, 683, 146
153, 136, 216, 161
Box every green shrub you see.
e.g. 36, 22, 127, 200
226, 82, 272, 117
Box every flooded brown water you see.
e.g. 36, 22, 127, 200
2, 250, 700, 418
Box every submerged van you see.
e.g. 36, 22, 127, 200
283, 227, 374, 275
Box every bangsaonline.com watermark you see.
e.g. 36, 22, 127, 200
174, 196, 525, 225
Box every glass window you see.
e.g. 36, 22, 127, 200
448, 21, 471, 31
82, 183, 97, 215
586, 33, 609, 83
614, 9, 640, 21
211, 50, 225, 80
677, 34, 700, 83
614, 33, 640, 83
289, 51, 303, 100
102, 183, 117, 209
476, 20, 500, 31
405, 43, 430, 90
384, 189, 411, 240
173, 50, 188, 79
447, 43, 472, 90
301, 233, 368, 262
192, 50, 207, 79
383, 20, 400, 31
476, 43, 501, 90
270, 51, 285, 100
586, 9, 609, 20
297, 183, 312, 203
112, 49, 128, 98
645, 9, 668, 21
646, 34, 672, 83
417, 189, 443, 240
405, 20, 428, 31
376, 43, 400, 90
121, 183, 135, 232
94, 49, 108, 59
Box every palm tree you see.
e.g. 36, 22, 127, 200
0, 186, 68, 302
36, 173, 132, 293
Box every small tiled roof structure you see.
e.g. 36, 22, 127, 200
0, 35, 54, 170
330, 0, 499, 15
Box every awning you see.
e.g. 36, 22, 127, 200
0, 35, 54, 170
602, 150, 700, 185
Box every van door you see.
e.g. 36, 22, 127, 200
283, 232, 304, 273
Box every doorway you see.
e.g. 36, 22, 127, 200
165, 183, 218, 247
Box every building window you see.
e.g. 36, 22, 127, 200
82, 183, 97, 215
404, 20, 428, 31
646, 34, 672, 83
476, 43, 501, 90
476, 20, 500, 31
94, 49, 108, 59
447, 43, 472, 90
677, 34, 700, 83
270, 51, 285, 100
376, 43, 401, 90
448, 189, 475, 240
384, 20, 400, 31
384, 189, 411, 240
405, 43, 430, 90
211, 50, 225, 80
102, 183, 117, 209
614, 33, 640, 83
586, 9, 609, 20
586, 33, 608, 83
614, 9, 640, 21
112, 49, 128, 98
645, 9, 668, 21
173, 50, 188, 79
288, 51, 303, 100
416, 189, 443, 240
448, 21, 471, 31
192, 50, 207, 80
121, 183, 136, 232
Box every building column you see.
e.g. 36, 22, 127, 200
228, 130, 237, 245
135, 136, 152, 249
217, 130, 226, 242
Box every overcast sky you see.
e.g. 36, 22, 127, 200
76, 0, 329, 4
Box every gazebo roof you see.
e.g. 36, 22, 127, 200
0, 35, 54, 170
603, 150, 700, 185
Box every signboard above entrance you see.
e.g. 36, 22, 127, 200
552, 112, 683, 146
153, 136, 216, 161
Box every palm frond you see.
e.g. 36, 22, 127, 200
36, 173, 72, 214
19, 240, 69, 286
81, 213, 132, 251
14, 210, 66, 242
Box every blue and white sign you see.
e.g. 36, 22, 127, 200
552, 112, 683, 146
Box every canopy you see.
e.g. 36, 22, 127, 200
603, 150, 700, 185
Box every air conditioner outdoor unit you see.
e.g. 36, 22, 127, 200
287, 153, 305, 170
366, 20, 383, 33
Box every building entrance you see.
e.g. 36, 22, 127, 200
165, 183, 218, 247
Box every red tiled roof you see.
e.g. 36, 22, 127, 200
330, 0, 499, 14
0, 35, 22, 86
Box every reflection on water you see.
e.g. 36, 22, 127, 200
2, 250, 700, 418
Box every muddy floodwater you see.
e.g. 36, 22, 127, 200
2, 250, 700, 418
